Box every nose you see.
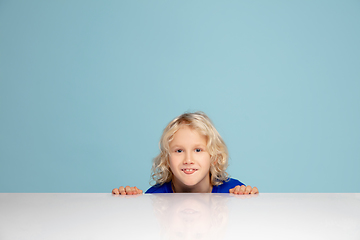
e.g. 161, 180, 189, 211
183, 151, 194, 164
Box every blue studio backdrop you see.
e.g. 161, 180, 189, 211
0, 1, 359, 193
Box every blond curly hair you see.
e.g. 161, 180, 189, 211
151, 112, 229, 186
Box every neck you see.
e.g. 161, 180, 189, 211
172, 178, 213, 193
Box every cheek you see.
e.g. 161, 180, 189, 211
169, 155, 178, 169
201, 154, 212, 167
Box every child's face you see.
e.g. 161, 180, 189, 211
169, 125, 212, 191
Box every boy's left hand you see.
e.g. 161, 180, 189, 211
229, 185, 259, 195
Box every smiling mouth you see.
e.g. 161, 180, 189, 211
182, 169, 198, 174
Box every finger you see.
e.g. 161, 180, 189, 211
135, 186, 143, 195
119, 186, 126, 195
239, 185, 246, 194
234, 185, 241, 194
112, 188, 119, 195
229, 187, 235, 193
245, 186, 252, 194
125, 186, 132, 195
251, 186, 259, 194
130, 187, 136, 195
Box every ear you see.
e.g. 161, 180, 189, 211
165, 156, 170, 167
212, 156, 218, 165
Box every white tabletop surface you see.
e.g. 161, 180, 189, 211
1, 193, 359, 240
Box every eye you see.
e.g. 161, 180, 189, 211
176, 149, 183, 153
195, 148, 202, 153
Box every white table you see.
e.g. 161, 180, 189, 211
1, 193, 359, 240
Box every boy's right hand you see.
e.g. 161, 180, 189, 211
112, 186, 143, 195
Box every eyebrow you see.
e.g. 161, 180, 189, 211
170, 144, 206, 149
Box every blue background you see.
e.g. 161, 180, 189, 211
1, 1, 359, 193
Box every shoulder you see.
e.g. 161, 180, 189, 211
145, 181, 173, 194
212, 178, 245, 193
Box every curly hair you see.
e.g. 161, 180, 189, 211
151, 112, 229, 186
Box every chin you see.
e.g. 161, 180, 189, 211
181, 180, 198, 187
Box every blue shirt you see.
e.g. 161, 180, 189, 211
145, 178, 245, 193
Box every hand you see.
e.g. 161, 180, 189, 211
229, 185, 259, 195
112, 186, 143, 195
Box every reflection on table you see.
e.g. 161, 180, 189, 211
0, 193, 359, 240
151, 193, 233, 240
